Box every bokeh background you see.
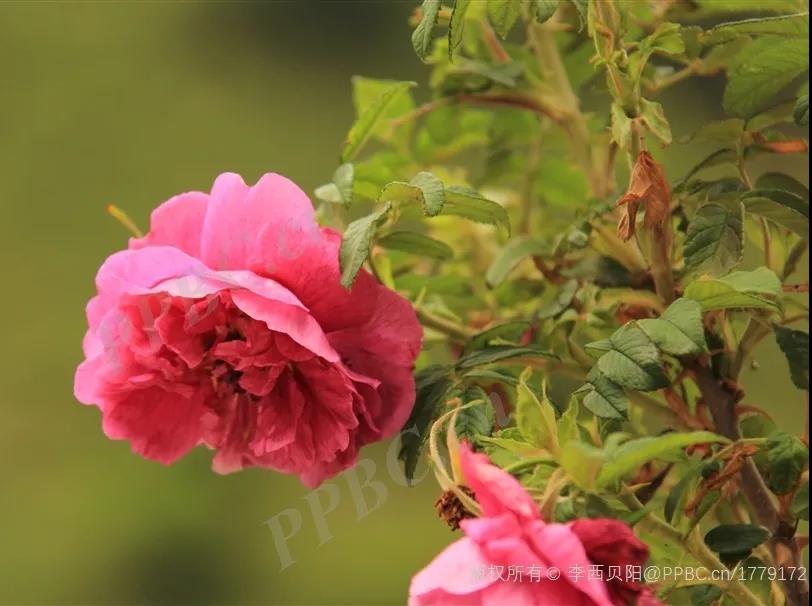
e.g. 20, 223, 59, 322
0, 2, 806, 605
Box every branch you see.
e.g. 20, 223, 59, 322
687, 360, 809, 606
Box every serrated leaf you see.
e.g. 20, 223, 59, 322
342, 80, 416, 162
684, 202, 744, 276
398, 365, 454, 483
684, 267, 782, 312
639, 98, 672, 145
582, 368, 629, 419
723, 37, 809, 118
455, 387, 496, 442
315, 163, 354, 205
379, 172, 446, 216
516, 370, 559, 454
443, 186, 510, 231
705, 12, 809, 45
448, 0, 472, 58
534, 0, 559, 22
742, 189, 809, 237
638, 298, 708, 356
561, 441, 605, 490
456, 345, 556, 369
594, 324, 670, 391
704, 524, 770, 554
487, 0, 521, 38
557, 396, 581, 446
597, 431, 727, 488
378, 231, 453, 260
774, 325, 809, 390
486, 237, 547, 287
412, 0, 441, 61
339, 204, 391, 288
765, 430, 808, 494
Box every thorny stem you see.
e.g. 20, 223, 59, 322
621, 490, 766, 606
689, 360, 810, 606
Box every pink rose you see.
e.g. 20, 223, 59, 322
409, 444, 659, 606
74, 172, 421, 487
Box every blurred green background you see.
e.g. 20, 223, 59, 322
0, 2, 806, 605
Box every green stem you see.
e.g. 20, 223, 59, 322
415, 306, 475, 343
528, 22, 610, 197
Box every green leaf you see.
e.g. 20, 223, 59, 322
487, 0, 521, 38
639, 98, 672, 145
665, 464, 703, 523
516, 370, 559, 453
456, 345, 556, 369
568, 0, 587, 28
378, 231, 453, 260
398, 365, 454, 483
677, 148, 739, 186
412, 0, 442, 61
486, 237, 547, 287
339, 204, 391, 288
742, 189, 809, 237
792, 481, 809, 520
704, 524, 770, 555
561, 441, 605, 490
379, 171, 446, 216
638, 298, 708, 356
342, 80, 416, 162
594, 324, 670, 391
581, 368, 629, 419
534, 0, 559, 22
611, 102, 633, 149
463, 321, 531, 354
774, 325, 809, 390
455, 387, 496, 442
755, 172, 809, 197
795, 92, 809, 125
597, 431, 728, 488
765, 430, 808, 494
443, 186, 510, 231
684, 267, 782, 312
314, 163, 354, 205
448, 0, 472, 58
723, 37, 809, 118
705, 12, 809, 45
557, 396, 581, 446
683, 202, 744, 276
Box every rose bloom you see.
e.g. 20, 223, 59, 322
409, 444, 660, 606
74, 172, 421, 487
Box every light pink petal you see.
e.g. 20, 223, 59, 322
459, 445, 539, 522
480, 582, 536, 606
199, 172, 317, 272
129, 191, 209, 257
410, 538, 495, 599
